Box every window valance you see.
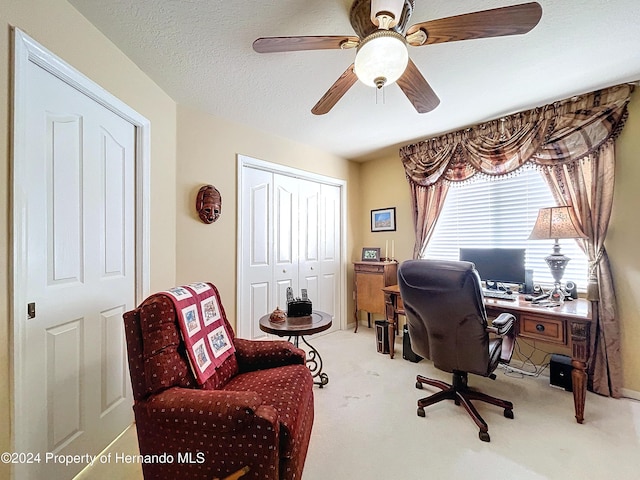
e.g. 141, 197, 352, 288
400, 83, 634, 186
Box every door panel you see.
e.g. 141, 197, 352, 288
46, 319, 83, 450
102, 130, 127, 277
47, 114, 83, 286
320, 273, 338, 318
100, 305, 127, 415
273, 175, 299, 309
241, 168, 272, 338
299, 179, 321, 306
319, 184, 341, 332
250, 183, 270, 267
250, 282, 270, 339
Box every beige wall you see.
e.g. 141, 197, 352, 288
359, 153, 415, 264
608, 91, 640, 394
355, 154, 413, 326
0, 0, 178, 474
175, 105, 361, 329
359, 95, 640, 395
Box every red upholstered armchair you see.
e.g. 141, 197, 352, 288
123, 286, 314, 480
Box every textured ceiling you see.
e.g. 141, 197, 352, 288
68, 0, 640, 161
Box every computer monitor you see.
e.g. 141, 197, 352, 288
459, 248, 526, 288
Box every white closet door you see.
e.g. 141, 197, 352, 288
240, 167, 272, 339
298, 179, 321, 310
20, 47, 135, 480
318, 184, 341, 334
273, 174, 300, 310
239, 159, 344, 339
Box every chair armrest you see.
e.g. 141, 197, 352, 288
487, 313, 516, 363
141, 386, 278, 433
487, 313, 516, 336
234, 338, 306, 372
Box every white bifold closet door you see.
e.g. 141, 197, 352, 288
239, 160, 342, 339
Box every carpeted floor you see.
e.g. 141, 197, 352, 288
78, 328, 640, 480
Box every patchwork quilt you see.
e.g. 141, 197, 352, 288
163, 282, 235, 384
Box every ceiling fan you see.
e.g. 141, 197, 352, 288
253, 0, 542, 115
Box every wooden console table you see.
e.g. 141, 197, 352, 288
381, 284, 592, 424
353, 261, 398, 333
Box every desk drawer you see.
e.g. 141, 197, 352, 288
355, 263, 385, 274
520, 315, 565, 344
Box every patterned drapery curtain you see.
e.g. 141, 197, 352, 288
409, 181, 449, 259
399, 83, 634, 396
542, 144, 621, 396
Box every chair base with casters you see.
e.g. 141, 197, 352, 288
415, 370, 514, 442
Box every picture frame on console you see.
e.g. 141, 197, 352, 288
361, 247, 381, 262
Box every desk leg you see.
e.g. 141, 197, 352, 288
384, 291, 397, 359
570, 321, 590, 424
388, 323, 395, 359
571, 360, 587, 424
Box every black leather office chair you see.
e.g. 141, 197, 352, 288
398, 259, 517, 442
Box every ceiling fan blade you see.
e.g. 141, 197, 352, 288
253, 36, 359, 53
312, 64, 358, 115
396, 60, 440, 114
406, 2, 542, 46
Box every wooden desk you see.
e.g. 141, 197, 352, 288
381, 284, 592, 424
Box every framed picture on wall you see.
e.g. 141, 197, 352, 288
371, 207, 396, 232
361, 247, 381, 262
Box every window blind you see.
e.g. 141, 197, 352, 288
422, 166, 589, 290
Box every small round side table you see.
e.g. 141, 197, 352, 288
259, 310, 332, 387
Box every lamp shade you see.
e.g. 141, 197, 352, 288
354, 30, 408, 89
528, 206, 587, 240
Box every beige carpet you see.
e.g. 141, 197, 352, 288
78, 328, 640, 479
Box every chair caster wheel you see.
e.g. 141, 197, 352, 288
479, 431, 490, 442
504, 409, 514, 419
415, 381, 423, 389
417, 407, 425, 417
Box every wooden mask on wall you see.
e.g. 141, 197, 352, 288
196, 185, 222, 224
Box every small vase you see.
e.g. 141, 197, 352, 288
269, 306, 286, 323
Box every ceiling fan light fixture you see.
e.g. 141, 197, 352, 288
354, 30, 408, 89
370, 0, 405, 28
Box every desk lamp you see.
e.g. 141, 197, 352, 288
528, 206, 587, 302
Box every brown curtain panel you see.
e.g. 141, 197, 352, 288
399, 83, 634, 396
542, 144, 621, 397
409, 181, 449, 259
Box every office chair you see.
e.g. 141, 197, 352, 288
398, 259, 517, 442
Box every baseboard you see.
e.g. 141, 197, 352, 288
621, 388, 640, 401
